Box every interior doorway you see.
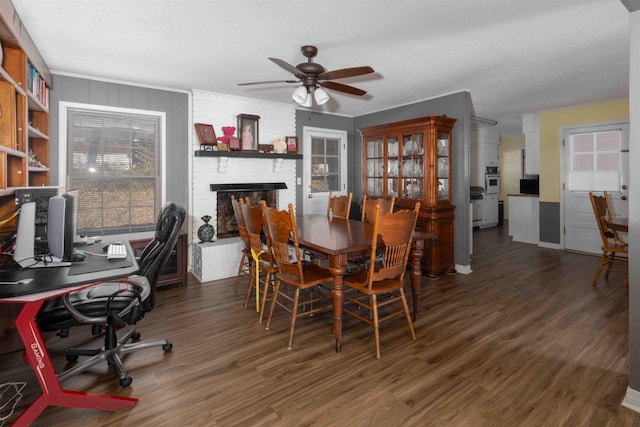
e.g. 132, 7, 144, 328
302, 127, 348, 214
562, 121, 629, 254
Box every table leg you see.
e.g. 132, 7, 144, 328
11, 300, 137, 426
328, 254, 347, 353
410, 240, 424, 320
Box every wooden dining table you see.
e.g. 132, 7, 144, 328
606, 216, 628, 232
605, 216, 629, 287
295, 214, 432, 352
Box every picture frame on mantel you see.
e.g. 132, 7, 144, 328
194, 123, 218, 151
286, 136, 298, 154
237, 114, 260, 151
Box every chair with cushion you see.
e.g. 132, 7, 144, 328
361, 195, 395, 224
343, 202, 420, 359
327, 192, 353, 219
231, 195, 252, 292
589, 192, 628, 286
37, 203, 186, 387
241, 201, 279, 322
263, 203, 333, 349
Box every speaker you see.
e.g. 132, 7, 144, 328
47, 195, 67, 261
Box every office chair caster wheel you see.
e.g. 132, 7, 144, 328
131, 331, 141, 341
66, 354, 79, 362
119, 376, 133, 388
163, 342, 173, 352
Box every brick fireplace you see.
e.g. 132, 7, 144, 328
211, 182, 286, 238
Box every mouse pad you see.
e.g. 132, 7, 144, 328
68, 254, 134, 276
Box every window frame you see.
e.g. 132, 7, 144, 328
59, 101, 167, 234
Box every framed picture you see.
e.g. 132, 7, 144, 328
286, 136, 298, 154
237, 114, 260, 151
194, 123, 217, 150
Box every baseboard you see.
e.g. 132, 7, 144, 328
622, 386, 640, 413
538, 241, 562, 250
455, 264, 472, 275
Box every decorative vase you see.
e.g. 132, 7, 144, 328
198, 215, 215, 243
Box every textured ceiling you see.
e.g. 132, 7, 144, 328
11, 0, 631, 135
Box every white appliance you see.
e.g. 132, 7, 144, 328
485, 173, 500, 194
470, 187, 484, 228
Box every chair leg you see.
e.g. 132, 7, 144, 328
399, 288, 416, 341
259, 272, 273, 323
604, 252, 616, 279
371, 294, 380, 359
244, 263, 256, 309
265, 280, 281, 330
592, 252, 607, 286
234, 253, 248, 292
288, 289, 301, 349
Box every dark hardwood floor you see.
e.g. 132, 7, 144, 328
2, 223, 638, 426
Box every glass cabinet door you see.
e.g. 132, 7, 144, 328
436, 131, 450, 201
364, 138, 384, 197
400, 132, 423, 200
386, 137, 399, 198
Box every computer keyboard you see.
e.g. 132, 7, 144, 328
107, 243, 127, 260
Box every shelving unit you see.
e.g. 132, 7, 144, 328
359, 115, 457, 277
0, 0, 52, 231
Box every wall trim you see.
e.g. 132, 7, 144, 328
622, 386, 640, 413
456, 264, 472, 275
538, 241, 562, 250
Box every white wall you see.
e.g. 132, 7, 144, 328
190, 89, 298, 281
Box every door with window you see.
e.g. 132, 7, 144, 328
302, 127, 348, 214
563, 122, 629, 254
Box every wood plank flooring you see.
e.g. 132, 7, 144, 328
2, 223, 639, 426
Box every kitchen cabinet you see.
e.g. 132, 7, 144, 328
359, 115, 457, 277
522, 113, 539, 175
470, 124, 499, 187
482, 193, 499, 228
508, 195, 539, 244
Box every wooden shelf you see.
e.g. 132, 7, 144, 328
194, 150, 301, 160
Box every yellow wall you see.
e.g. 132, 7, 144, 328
499, 135, 525, 219
538, 99, 629, 202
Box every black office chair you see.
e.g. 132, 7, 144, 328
37, 203, 186, 387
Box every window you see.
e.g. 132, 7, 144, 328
310, 136, 342, 193
60, 102, 165, 235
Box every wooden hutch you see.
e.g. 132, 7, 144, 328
359, 115, 457, 277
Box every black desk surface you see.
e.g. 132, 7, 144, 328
0, 240, 138, 299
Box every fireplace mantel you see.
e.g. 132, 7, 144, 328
210, 183, 287, 192
194, 151, 302, 159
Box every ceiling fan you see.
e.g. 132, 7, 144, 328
238, 45, 374, 106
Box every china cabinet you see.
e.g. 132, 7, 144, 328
359, 115, 457, 277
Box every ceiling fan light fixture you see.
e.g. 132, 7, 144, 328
314, 87, 330, 105
292, 86, 308, 104
301, 91, 313, 107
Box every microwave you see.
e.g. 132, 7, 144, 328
520, 179, 539, 195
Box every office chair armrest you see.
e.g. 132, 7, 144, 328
61, 275, 151, 325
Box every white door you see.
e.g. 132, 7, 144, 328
563, 122, 629, 254
302, 127, 348, 214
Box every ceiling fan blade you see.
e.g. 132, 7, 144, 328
238, 80, 298, 86
319, 81, 367, 96
318, 66, 374, 81
269, 57, 305, 79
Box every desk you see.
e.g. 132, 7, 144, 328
295, 214, 432, 352
0, 241, 139, 426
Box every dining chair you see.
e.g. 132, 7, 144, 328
263, 202, 333, 349
241, 201, 279, 322
231, 195, 252, 292
327, 192, 353, 219
361, 195, 396, 224
343, 202, 420, 359
603, 191, 627, 246
589, 192, 628, 287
